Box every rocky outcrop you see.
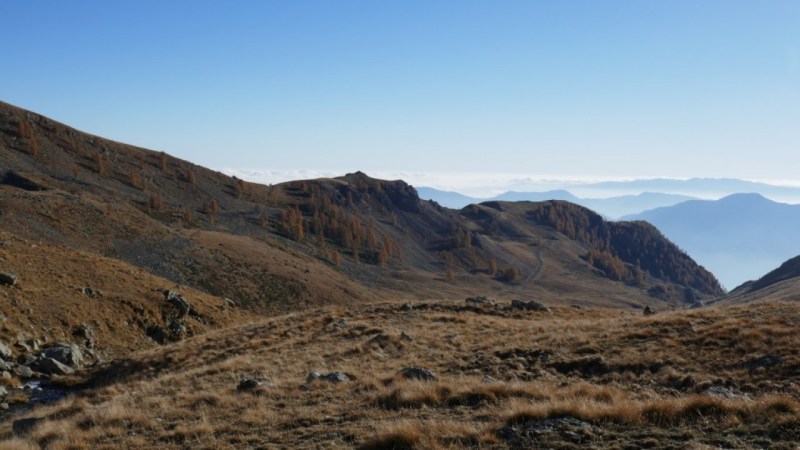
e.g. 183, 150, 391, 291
307, 371, 351, 383
0, 273, 17, 287
511, 300, 550, 312
395, 367, 436, 381
25, 342, 85, 376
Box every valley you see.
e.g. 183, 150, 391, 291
0, 101, 799, 448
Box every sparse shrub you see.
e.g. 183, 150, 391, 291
332, 250, 342, 266
128, 168, 143, 189
206, 199, 220, 223
182, 208, 195, 224
158, 151, 169, 171
234, 178, 247, 198
149, 194, 164, 212
93, 154, 105, 175
17, 118, 37, 155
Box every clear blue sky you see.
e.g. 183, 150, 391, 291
3, 1, 799, 184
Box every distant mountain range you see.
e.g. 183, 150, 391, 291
420, 186, 800, 290
417, 187, 698, 219
565, 178, 800, 203
625, 194, 800, 290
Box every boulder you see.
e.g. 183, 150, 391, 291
703, 385, 739, 399
465, 295, 494, 305
34, 357, 74, 375
41, 342, 84, 368
322, 371, 351, 383
643, 306, 655, 316
307, 371, 351, 383
0, 340, 12, 359
511, 300, 550, 312
0, 272, 17, 287
72, 324, 95, 349
306, 371, 321, 382
237, 378, 272, 392
82, 287, 98, 298
396, 367, 436, 381
166, 291, 190, 319
14, 365, 33, 378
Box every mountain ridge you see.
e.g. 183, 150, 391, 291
626, 193, 800, 289
0, 99, 723, 361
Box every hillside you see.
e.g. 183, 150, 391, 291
626, 193, 800, 289
0, 100, 720, 315
0, 100, 733, 443
0, 102, 797, 450
714, 255, 800, 305
2, 299, 799, 449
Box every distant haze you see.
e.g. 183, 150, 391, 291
223, 169, 800, 204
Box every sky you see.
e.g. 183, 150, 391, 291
3, 1, 799, 191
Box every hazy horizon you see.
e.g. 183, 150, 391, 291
222, 168, 800, 202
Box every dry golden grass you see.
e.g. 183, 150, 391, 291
1, 299, 799, 448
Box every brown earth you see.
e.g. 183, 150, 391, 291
2, 100, 795, 448
0, 299, 798, 449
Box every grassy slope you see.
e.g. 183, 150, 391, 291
2, 299, 798, 449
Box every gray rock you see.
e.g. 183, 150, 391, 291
307, 371, 350, 383
0, 272, 17, 287
16, 340, 34, 353
12, 417, 44, 436
465, 295, 495, 306
41, 342, 84, 368
367, 333, 390, 347
0, 386, 7, 397
512, 417, 593, 441
321, 371, 350, 383
399, 332, 414, 342
400, 303, 413, 311
0, 340, 12, 359
34, 357, 74, 375
72, 324, 95, 349
0, 360, 12, 371
224, 297, 236, 307
511, 300, 550, 312
14, 365, 33, 378
167, 318, 186, 339
166, 291, 190, 319
306, 371, 321, 383
704, 385, 739, 399
396, 367, 436, 381
237, 378, 272, 391
643, 306, 655, 316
